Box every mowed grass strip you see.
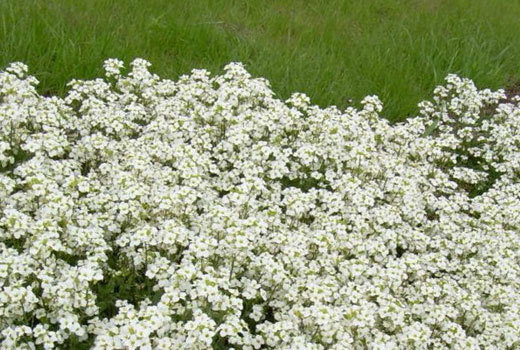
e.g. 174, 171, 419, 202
1, 0, 520, 122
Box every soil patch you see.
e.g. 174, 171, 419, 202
503, 80, 520, 102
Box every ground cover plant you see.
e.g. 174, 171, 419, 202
1, 58, 519, 350
2, 0, 520, 122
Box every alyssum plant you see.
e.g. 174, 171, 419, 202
0, 58, 519, 350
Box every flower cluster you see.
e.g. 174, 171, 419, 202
0, 58, 519, 350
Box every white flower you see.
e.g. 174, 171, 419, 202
1, 58, 519, 350
103, 58, 125, 79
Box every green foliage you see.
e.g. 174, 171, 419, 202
93, 247, 163, 319
2, 0, 520, 121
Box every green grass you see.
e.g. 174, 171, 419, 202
1, 0, 520, 122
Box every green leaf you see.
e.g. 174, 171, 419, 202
422, 118, 439, 137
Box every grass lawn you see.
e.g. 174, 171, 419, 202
1, 0, 520, 122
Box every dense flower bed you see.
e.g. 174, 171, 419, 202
0, 58, 519, 350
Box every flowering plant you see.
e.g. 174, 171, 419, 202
0, 58, 519, 350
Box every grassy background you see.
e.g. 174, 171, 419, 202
1, 0, 520, 122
